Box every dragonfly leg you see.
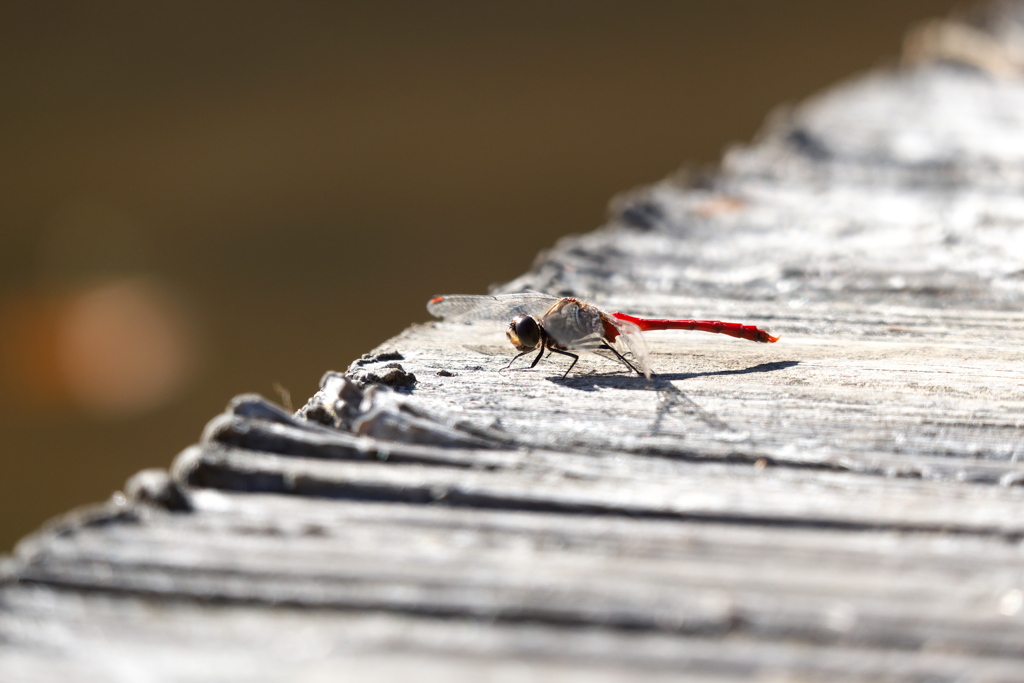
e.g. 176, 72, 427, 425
504, 350, 532, 371
599, 342, 646, 377
528, 345, 546, 369
547, 347, 580, 378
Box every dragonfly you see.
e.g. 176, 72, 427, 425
427, 293, 778, 379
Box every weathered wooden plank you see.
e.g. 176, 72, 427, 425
10, 492, 1024, 651
5, 584, 1024, 682
392, 308, 1024, 469
166, 443, 1024, 534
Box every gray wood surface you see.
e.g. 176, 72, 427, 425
5, 4, 1024, 681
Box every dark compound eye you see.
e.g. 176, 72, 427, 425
507, 315, 541, 350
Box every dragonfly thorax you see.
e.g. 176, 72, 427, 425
507, 314, 542, 351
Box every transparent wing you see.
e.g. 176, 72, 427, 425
549, 333, 607, 351
606, 316, 652, 379
427, 293, 562, 323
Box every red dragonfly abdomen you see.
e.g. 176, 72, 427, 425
611, 312, 779, 344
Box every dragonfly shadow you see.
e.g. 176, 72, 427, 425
652, 359, 801, 382
548, 360, 800, 390
546, 360, 800, 435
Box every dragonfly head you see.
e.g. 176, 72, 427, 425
507, 314, 542, 351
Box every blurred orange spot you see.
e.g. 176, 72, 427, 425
58, 278, 197, 416
0, 278, 198, 417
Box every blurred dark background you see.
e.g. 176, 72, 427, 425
0, 1, 959, 552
